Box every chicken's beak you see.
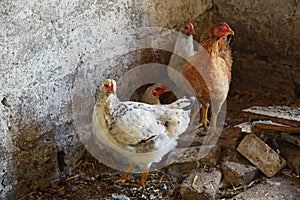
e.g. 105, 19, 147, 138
163, 88, 171, 93
227, 30, 234, 36
191, 29, 196, 35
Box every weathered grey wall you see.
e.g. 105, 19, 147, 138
0, 0, 145, 198
213, 0, 299, 99
0, 0, 211, 199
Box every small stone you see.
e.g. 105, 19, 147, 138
84, 174, 91, 181
160, 183, 168, 192
221, 161, 258, 187
71, 186, 78, 192
140, 194, 147, 200
97, 173, 110, 180
112, 193, 131, 200
237, 134, 286, 177
180, 169, 222, 200
58, 189, 65, 196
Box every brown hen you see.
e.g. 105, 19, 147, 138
182, 22, 234, 133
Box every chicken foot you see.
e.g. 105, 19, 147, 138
104, 164, 149, 188
114, 164, 136, 183
102, 164, 135, 183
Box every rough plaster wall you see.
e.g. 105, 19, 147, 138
0, 0, 146, 198
213, 0, 300, 99
0, 0, 212, 198
137, 0, 213, 83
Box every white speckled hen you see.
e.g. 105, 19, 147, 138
92, 79, 194, 187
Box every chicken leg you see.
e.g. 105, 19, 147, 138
196, 105, 210, 130
111, 165, 149, 188
114, 164, 136, 183
140, 168, 149, 187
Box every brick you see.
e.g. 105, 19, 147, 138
237, 134, 286, 177
221, 161, 258, 187
180, 169, 222, 200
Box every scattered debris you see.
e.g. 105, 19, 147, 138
236, 120, 300, 133
221, 161, 258, 187
280, 133, 300, 147
243, 106, 300, 127
278, 141, 300, 176
237, 134, 286, 177
228, 176, 300, 200
180, 169, 222, 200
19, 102, 299, 199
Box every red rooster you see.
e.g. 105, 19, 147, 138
182, 22, 234, 133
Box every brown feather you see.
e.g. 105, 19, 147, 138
182, 22, 234, 131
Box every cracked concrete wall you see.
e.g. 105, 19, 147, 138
0, 0, 211, 199
0, 0, 146, 198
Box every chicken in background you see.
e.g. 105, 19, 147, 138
182, 22, 234, 133
92, 79, 195, 187
141, 83, 171, 105
167, 22, 197, 85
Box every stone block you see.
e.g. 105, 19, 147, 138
221, 161, 258, 187
237, 134, 286, 177
180, 169, 222, 200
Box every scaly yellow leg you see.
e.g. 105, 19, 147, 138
113, 164, 136, 183
196, 105, 210, 130
211, 112, 217, 132
140, 168, 149, 187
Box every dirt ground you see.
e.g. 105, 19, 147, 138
19, 90, 300, 200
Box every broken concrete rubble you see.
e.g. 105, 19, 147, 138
237, 134, 286, 177
229, 176, 300, 200
243, 106, 300, 127
180, 169, 222, 200
236, 120, 300, 133
221, 161, 258, 187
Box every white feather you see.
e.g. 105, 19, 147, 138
92, 79, 194, 169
